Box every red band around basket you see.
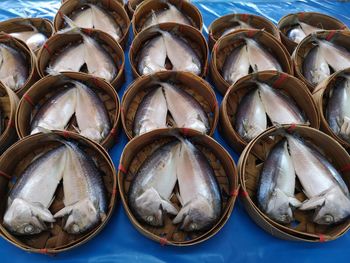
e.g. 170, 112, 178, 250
325, 30, 336, 41
212, 101, 218, 113
23, 94, 35, 107
240, 14, 249, 22
0, 171, 11, 180
287, 123, 297, 133
182, 128, 190, 136
118, 164, 127, 174
58, 10, 64, 18
90, 77, 99, 87
240, 189, 249, 198
318, 234, 326, 242
39, 248, 48, 254
298, 12, 305, 20
43, 43, 52, 55
230, 189, 239, 197
110, 128, 117, 136
159, 238, 168, 246
112, 187, 117, 196
83, 28, 93, 35
7, 119, 15, 129
246, 30, 255, 38
62, 130, 70, 138
340, 164, 350, 173
273, 73, 288, 88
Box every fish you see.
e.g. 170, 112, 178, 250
133, 86, 168, 136
303, 46, 330, 86
128, 142, 179, 226
286, 134, 350, 224
258, 82, 306, 125
257, 139, 301, 223
161, 30, 201, 75
287, 22, 321, 43
49, 43, 85, 73
161, 82, 209, 133
222, 44, 250, 84
10, 21, 47, 51
221, 21, 253, 37
74, 81, 111, 142
71, 4, 122, 41
173, 139, 221, 231
3, 146, 67, 235
326, 76, 350, 142
0, 43, 28, 91
142, 3, 191, 30
317, 39, 350, 72
54, 142, 107, 234
138, 35, 167, 75
30, 87, 77, 135
245, 38, 282, 72
235, 89, 267, 142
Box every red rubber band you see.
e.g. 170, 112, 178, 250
0, 171, 11, 180
318, 234, 326, 243
212, 101, 218, 113
230, 189, 239, 197
62, 130, 70, 138
110, 128, 117, 136
240, 189, 249, 198
7, 120, 15, 129
23, 94, 35, 107
58, 10, 64, 18
340, 164, 350, 173
298, 12, 305, 20
83, 28, 93, 35
159, 237, 168, 246
240, 14, 249, 22
246, 30, 255, 38
90, 77, 99, 87
325, 30, 336, 41
112, 187, 117, 196
118, 164, 127, 174
287, 123, 297, 133
39, 248, 48, 254
3, 33, 12, 39
273, 73, 288, 88
43, 43, 52, 55
182, 128, 190, 136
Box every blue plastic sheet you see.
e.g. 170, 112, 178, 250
0, 0, 350, 262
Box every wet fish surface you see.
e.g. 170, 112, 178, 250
128, 142, 179, 226
303, 46, 330, 86
54, 142, 107, 234
4, 146, 67, 235
287, 22, 321, 43
173, 139, 221, 231
10, 21, 47, 51
49, 43, 85, 73
0, 43, 28, 91
257, 139, 301, 223
316, 39, 350, 72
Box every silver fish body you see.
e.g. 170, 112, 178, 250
173, 139, 221, 231
222, 44, 250, 85
128, 142, 179, 226
54, 142, 107, 234
317, 39, 350, 72
235, 89, 267, 142
30, 87, 77, 134
4, 146, 67, 235
303, 46, 330, 86
138, 35, 167, 75
258, 82, 306, 125
49, 43, 85, 73
75, 81, 111, 142
287, 22, 321, 43
257, 140, 301, 223
10, 31, 47, 51
161, 82, 209, 133
0, 43, 28, 91
326, 76, 350, 142
133, 86, 168, 136
286, 135, 350, 224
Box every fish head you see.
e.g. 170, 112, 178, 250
54, 198, 101, 234
266, 189, 296, 224
3, 198, 54, 235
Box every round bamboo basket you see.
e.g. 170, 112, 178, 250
0, 33, 38, 97
219, 71, 320, 154
0, 18, 54, 55
132, 0, 203, 35
127, 0, 144, 17
118, 128, 238, 246
121, 71, 218, 140
210, 29, 293, 95
36, 28, 125, 89
208, 13, 280, 50
312, 68, 350, 151
62, 0, 125, 5
15, 72, 120, 149
238, 125, 350, 242
129, 22, 208, 78
0, 83, 19, 155
293, 30, 350, 92
55, 0, 130, 49
278, 12, 348, 54
0, 131, 117, 254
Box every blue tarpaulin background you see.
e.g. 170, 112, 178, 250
0, 0, 350, 262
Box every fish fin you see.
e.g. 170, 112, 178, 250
299, 196, 326, 210
54, 205, 73, 218
58, 14, 81, 34
289, 197, 302, 208
160, 199, 178, 215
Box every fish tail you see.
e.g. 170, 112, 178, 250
57, 14, 81, 35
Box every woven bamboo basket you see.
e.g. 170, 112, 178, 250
0, 18, 54, 55
312, 68, 350, 151
278, 12, 348, 54
219, 71, 320, 154
0, 83, 19, 155
293, 30, 350, 92
0, 33, 38, 97
132, 0, 203, 35
208, 13, 280, 51
121, 71, 218, 140
62, 0, 125, 5
55, 0, 130, 49
15, 72, 120, 149
0, 131, 117, 254
129, 22, 208, 78
127, 0, 144, 17
238, 125, 350, 242
210, 29, 293, 95
118, 128, 238, 246
36, 28, 125, 89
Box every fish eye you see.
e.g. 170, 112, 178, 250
323, 214, 334, 224
146, 216, 155, 223
72, 224, 80, 233
189, 223, 197, 231
24, 224, 34, 234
